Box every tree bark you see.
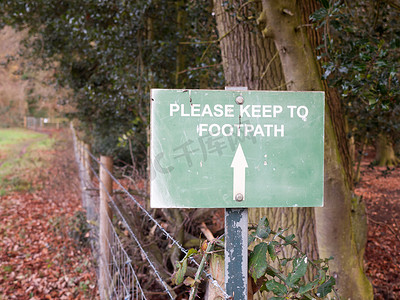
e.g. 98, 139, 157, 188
261, 0, 373, 298
214, 0, 284, 90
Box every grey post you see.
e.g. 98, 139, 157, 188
225, 208, 248, 299
225, 86, 248, 300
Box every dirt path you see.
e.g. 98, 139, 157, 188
0, 130, 98, 299
18, 137, 47, 157
355, 150, 400, 299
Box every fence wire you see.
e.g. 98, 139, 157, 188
73, 130, 149, 299
102, 216, 147, 300
90, 161, 172, 299
71, 126, 230, 299
72, 126, 100, 265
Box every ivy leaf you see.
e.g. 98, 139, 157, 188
266, 268, 278, 277
286, 256, 308, 287
310, 7, 328, 22
283, 233, 296, 245
255, 217, 271, 239
249, 242, 268, 282
265, 279, 288, 296
317, 276, 336, 297
298, 279, 319, 294
268, 241, 278, 261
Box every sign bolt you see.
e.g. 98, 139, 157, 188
235, 193, 244, 202
235, 96, 244, 105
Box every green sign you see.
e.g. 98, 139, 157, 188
150, 89, 324, 208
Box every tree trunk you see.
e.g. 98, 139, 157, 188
213, 1, 318, 298
375, 133, 399, 166
175, 0, 187, 87
214, 0, 284, 90
261, 0, 373, 298
214, 0, 373, 298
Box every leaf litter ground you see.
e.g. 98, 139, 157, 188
0, 129, 98, 299
355, 149, 400, 299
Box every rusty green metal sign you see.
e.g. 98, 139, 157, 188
150, 89, 324, 208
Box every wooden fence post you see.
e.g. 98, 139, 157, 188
79, 141, 84, 166
80, 141, 85, 167
99, 156, 113, 299
77, 140, 81, 161
84, 143, 93, 181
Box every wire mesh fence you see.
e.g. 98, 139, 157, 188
70, 125, 230, 300
103, 216, 147, 299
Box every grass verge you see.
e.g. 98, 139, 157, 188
0, 128, 55, 194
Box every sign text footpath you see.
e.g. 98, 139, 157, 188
150, 89, 324, 208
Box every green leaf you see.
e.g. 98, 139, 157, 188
179, 248, 198, 265
310, 7, 328, 22
255, 217, 271, 239
286, 256, 308, 287
249, 242, 268, 281
316, 276, 336, 297
248, 232, 256, 244
298, 279, 319, 294
266, 268, 278, 277
318, 269, 326, 284
300, 293, 314, 300
265, 279, 288, 296
184, 248, 198, 259
268, 241, 278, 261
283, 233, 296, 245
172, 258, 187, 285
281, 258, 289, 266
293, 256, 308, 277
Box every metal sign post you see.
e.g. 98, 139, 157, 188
224, 86, 248, 300
225, 208, 248, 299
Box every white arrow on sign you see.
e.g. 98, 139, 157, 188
231, 143, 248, 201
